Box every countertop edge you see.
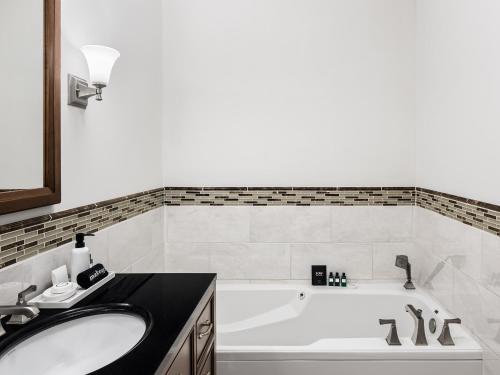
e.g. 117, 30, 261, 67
153, 277, 216, 375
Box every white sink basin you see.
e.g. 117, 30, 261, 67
0, 312, 147, 375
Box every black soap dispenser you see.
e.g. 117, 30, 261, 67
334, 272, 340, 286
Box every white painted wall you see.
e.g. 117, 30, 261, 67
162, 0, 416, 187
0, 0, 44, 189
416, 0, 500, 205
0, 0, 163, 225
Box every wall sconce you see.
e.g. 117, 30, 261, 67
68, 45, 120, 109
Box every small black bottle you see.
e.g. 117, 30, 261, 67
334, 272, 340, 286
341, 272, 347, 287
328, 272, 334, 286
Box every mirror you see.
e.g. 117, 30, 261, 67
0, 0, 60, 214
0, 0, 44, 190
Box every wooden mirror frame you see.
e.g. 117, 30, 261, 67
0, 0, 61, 215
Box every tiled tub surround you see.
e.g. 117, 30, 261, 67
0, 207, 164, 305
1, 186, 500, 272
0, 187, 414, 269
0, 188, 164, 269
164, 205, 415, 280
164, 187, 417, 283
3, 186, 500, 272
415, 207, 500, 375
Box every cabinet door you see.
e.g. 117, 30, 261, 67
199, 347, 214, 375
196, 298, 214, 362
166, 333, 193, 375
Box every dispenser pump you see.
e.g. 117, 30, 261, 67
75, 233, 94, 248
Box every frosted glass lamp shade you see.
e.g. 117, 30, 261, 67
81, 45, 120, 87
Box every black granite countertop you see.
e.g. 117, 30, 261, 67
0, 273, 217, 375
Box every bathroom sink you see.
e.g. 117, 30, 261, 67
0, 304, 152, 375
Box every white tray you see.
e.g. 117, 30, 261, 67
30, 272, 115, 309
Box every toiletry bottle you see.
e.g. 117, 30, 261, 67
70, 233, 94, 283
328, 272, 334, 286
334, 272, 340, 286
341, 273, 347, 287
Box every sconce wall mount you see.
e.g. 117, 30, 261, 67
68, 75, 103, 109
68, 45, 120, 110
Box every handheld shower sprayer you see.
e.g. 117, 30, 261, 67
395, 255, 415, 290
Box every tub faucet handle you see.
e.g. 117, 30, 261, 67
379, 319, 401, 346
438, 318, 461, 346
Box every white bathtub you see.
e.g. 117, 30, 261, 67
216, 281, 482, 375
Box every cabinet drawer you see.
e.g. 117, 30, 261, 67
199, 348, 213, 375
166, 333, 193, 375
196, 298, 214, 361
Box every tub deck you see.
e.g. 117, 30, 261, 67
216, 281, 482, 375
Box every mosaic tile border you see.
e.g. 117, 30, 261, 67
416, 188, 500, 237
2, 185, 500, 269
0, 188, 164, 269
165, 187, 416, 206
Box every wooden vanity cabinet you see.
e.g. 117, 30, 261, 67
165, 332, 193, 375
165, 294, 215, 375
